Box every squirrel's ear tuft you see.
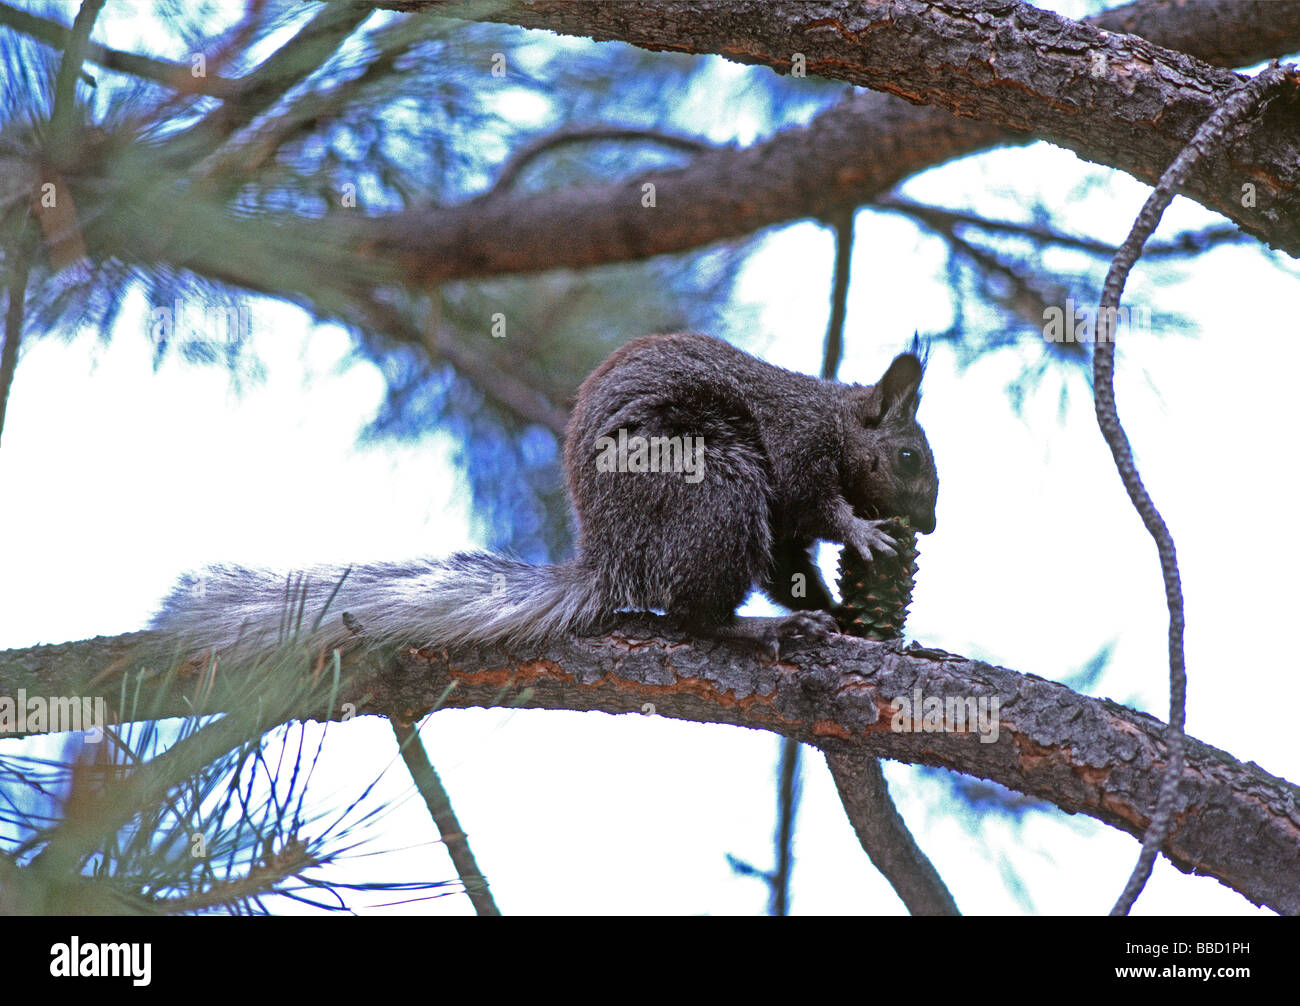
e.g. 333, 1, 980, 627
861, 351, 923, 423
907, 332, 930, 370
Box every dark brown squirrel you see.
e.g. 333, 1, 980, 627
153, 333, 938, 656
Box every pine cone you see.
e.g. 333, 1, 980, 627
836, 519, 918, 640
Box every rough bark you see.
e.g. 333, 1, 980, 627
2, 621, 1297, 914
379, 0, 1300, 270
5, 2, 1298, 303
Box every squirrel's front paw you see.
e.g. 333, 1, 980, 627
849, 518, 900, 561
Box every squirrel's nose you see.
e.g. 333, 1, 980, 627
912, 509, 936, 534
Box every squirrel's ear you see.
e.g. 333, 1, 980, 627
861, 353, 923, 423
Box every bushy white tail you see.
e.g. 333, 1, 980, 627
151, 553, 607, 656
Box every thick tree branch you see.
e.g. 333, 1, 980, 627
9, 1, 1300, 298
2, 622, 1296, 914
15, 1, 1300, 314
392, 0, 1300, 261
1091, 0, 1300, 68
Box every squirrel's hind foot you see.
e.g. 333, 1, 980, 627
700, 610, 840, 661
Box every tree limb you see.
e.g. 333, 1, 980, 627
1091, 60, 1292, 915
2, 622, 1296, 913
0, 0, 239, 98
823, 750, 959, 915
484, 124, 712, 196
46, 0, 104, 169
0, 224, 28, 448
390, 717, 501, 916
874, 195, 1248, 260
394, 0, 1300, 259
158, 2, 376, 164
770, 734, 799, 915
810, 209, 959, 915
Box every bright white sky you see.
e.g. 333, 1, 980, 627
1, 3, 1297, 916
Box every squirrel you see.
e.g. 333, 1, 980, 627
152, 333, 938, 658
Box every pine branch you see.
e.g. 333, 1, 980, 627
0, 227, 29, 448
46, 0, 103, 168
358, 296, 570, 436
158, 2, 375, 165
874, 196, 1248, 260
484, 125, 711, 197
0, 0, 238, 97
3, 624, 1297, 913
391, 717, 500, 916
194, 12, 450, 181
1093, 60, 1294, 916
823, 750, 959, 915
401, 0, 1300, 256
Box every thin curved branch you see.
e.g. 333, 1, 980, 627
1092, 61, 1293, 916
391, 717, 501, 916
874, 196, 1248, 260
823, 750, 959, 915
485, 125, 712, 196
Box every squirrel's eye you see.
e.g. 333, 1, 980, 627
897, 448, 921, 476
